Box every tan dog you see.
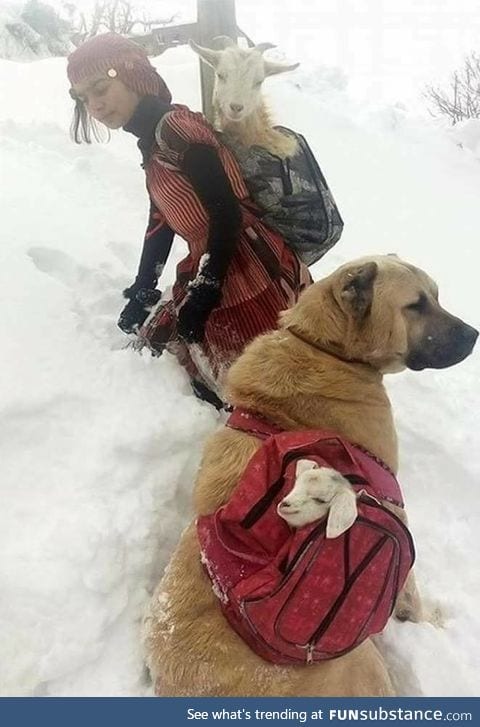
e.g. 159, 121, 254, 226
143, 255, 477, 696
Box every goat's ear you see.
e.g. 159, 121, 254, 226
340, 262, 378, 320
295, 459, 318, 477
326, 490, 357, 538
254, 42, 277, 54
264, 60, 300, 77
213, 35, 236, 49
189, 39, 221, 68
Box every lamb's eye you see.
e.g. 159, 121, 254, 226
312, 497, 327, 505
217, 73, 227, 82
406, 293, 428, 313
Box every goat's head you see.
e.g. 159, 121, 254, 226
277, 460, 358, 537
189, 36, 299, 123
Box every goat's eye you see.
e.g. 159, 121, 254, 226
406, 293, 428, 313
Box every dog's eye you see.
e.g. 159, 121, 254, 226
312, 497, 327, 504
406, 293, 428, 313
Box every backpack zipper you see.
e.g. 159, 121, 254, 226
306, 531, 389, 651
280, 158, 293, 196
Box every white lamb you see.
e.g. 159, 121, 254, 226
277, 460, 358, 538
189, 36, 299, 158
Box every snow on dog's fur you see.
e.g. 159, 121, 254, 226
277, 460, 358, 536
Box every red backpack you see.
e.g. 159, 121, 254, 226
196, 409, 415, 665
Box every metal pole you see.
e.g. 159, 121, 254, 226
196, 0, 238, 122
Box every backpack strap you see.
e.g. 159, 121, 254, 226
226, 407, 282, 440
227, 407, 404, 509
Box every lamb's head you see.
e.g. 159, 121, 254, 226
189, 36, 299, 124
277, 460, 358, 537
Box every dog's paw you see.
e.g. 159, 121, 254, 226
394, 604, 422, 623
394, 591, 447, 628
394, 590, 423, 623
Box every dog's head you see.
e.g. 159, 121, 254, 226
281, 255, 478, 373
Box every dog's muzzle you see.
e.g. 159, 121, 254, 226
407, 321, 478, 370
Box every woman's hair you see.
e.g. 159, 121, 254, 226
69, 96, 110, 144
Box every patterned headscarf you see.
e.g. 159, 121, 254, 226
67, 32, 171, 103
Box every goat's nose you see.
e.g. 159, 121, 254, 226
230, 103, 244, 113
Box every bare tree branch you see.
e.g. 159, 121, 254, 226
66, 1, 178, 44
424, 52, 480, 125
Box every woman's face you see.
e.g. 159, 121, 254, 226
72, 75, 140, 128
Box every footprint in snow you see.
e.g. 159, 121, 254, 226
27, 246, 127, 343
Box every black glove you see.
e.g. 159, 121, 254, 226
117, 298, 150, 334
122, 285, 162, 305
117, 286, 162, 334
177, 278, 222, 344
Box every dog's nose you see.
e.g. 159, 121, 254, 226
455, 322, 479, 351
230, 103, 244, 113
463, 324, 478, 348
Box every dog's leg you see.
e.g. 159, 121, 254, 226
395, 577, 448, 628
394, 570, 423, 623
383, 502, 424, 623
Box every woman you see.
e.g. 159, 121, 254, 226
67, 33, 311, 406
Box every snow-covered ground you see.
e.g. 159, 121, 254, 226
0, 44, 479, 697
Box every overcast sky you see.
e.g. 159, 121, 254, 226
40, 0, 480, 106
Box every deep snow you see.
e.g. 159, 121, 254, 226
0, 42, 479, 696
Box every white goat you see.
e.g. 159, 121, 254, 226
277, 460, 358, 537
189, 36, 299, 158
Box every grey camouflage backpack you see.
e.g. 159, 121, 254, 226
224, 126, 344, 267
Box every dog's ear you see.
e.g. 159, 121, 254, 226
326, 489, 358, 538
340, 262, 378, 320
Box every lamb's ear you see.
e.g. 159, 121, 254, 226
326, 490, 357, 538
340, 262, 378, 320
264, 60, 300, 77
189, 40, 222, 68
295, 459, 318, 477
254, 42, 277, 54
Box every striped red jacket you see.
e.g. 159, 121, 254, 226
139, 105, 311, 382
